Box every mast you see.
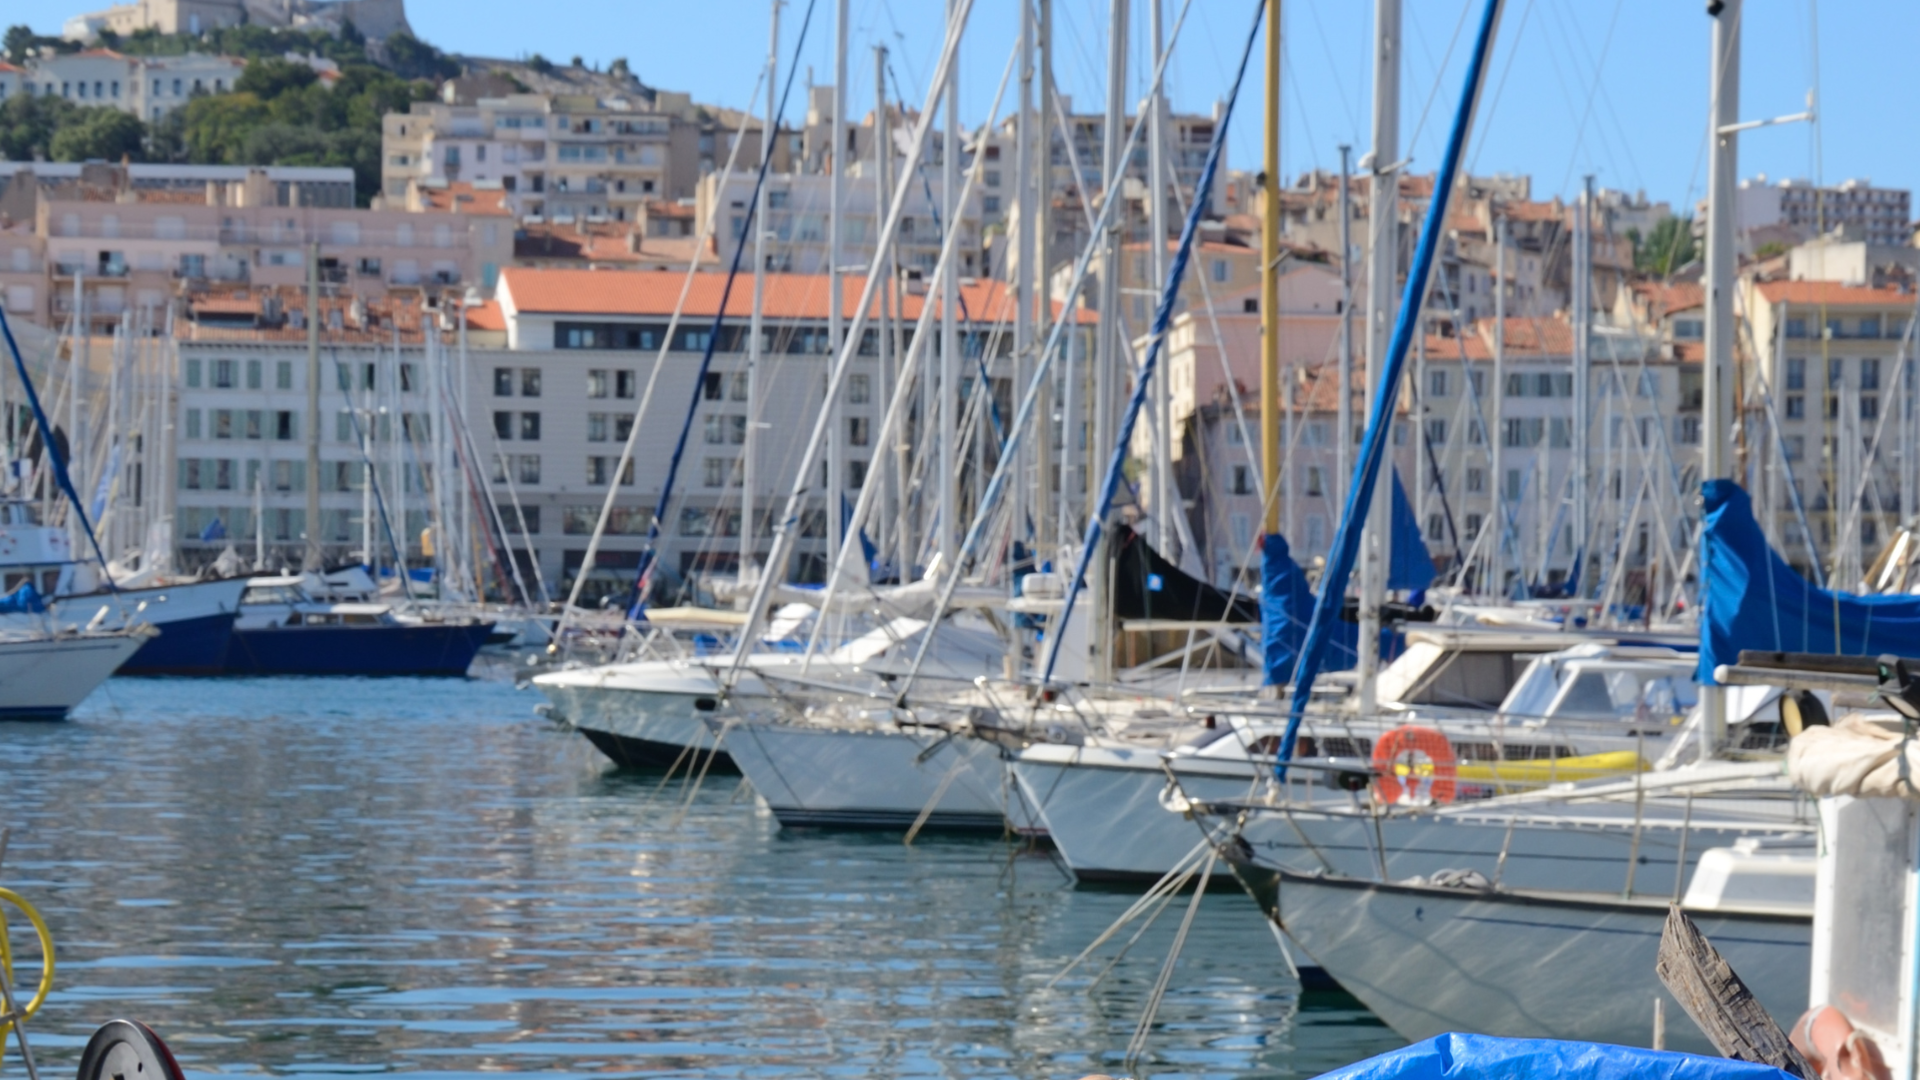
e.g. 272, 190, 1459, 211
1259, 0, 1281, 551
826, 0, 848, 576
1090, 0, 1127, 683
1356, 0, 1400, 717
304, 242, 321, 572
1490, 210, 1506, 597
1572, 174, 1593, 597
1036, 0, 1055, 554
743, 0, 778, 586
1148, 0, 1171, 556
1337, 146, 1354, 508
1701, 0, 1741, 749
875, 45, 906, 577
938, 0, 962, 576
1012, 0, 1035, 569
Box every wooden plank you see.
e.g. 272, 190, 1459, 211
1656, 904, 1812, 1077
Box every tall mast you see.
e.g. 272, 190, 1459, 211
1259, 0, 1281, 548
1490, 210, 1506, 597
1356, 0, 1399, 717
742, 1, 779, 584
1572, 174, 1592, 597
1090, 0, 1127, 683
1147, 0, 1171, 556
1013, 0, 1036, 566
875, 45, 906, 576
1337, 146, 1354, 508
1035, 0, 1055, 554
304, 242, 322, 572
1701, 0, 1741, 749
938, 0, 961, 574
826, 0, 848, 575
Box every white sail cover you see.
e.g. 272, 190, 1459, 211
1789, 717, 1920, 800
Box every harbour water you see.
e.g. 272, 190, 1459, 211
0, 672, 1401, 1080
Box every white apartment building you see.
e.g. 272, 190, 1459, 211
1733, 175, 1912, 249
11, 48, 248, 121
380, 90, 789, 224
694, 166, 985, 278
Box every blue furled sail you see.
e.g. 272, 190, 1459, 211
1320, 1033, 1795, 1080
1389, 469, 1435, 592
1697, 478, 1920, 683
1269, 0, 1505, 755
1260, 532, 1359, 685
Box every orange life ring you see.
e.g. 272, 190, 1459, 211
1372, 725, 1458, 806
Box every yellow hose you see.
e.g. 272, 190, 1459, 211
1454, 750, 1646, 788
0, 886, 55, 1040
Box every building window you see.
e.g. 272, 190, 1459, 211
186, 409, 201, 439
213, 409, 234, 439
1428, 370, 1448, 397
1466, 468, 1485, 494
1305, 467, 1324, 497
1785, 357, 1806, 390
703, 415, 725, 444
1861, 357, 1881, 391
1211, 259, 1229, 283
589, 413, 609, 442
521, 368, 542, 397
276, 411, 294, 441
276, 360, 292, 390
616, 370, 636, 398
587, 369, 608, 398
494, 368, 514, 396
246, 359, 262, 390
702, 457, 729, 487
1424, 418, 1446, 446
213, 359, 236, 388
730, 372, 749, 401
519, 412, 541, 441
703, 373, 723, 401
849, 374, 870, 404
494, 411, 513, 440
848, 416, 870, 447
1785, 395, 1805, 420
1230, 464, 1253, 496
245, 410, 262, 440
516, 455, 541, 485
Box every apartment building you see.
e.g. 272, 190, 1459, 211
380, 88, 796, 223
694, 165, 985, 277
11, 48, 249, 121
1734, 176, 1912, 250
479, 266, 1072, 595
0, 163, 508, 331
170, 287, 449, 570
1742, 278, 1915, 579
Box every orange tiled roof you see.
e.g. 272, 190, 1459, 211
1755, 280, 1915, 307
500, 267, 1095, 325
417, 181, 511, 216
465, 299, 506, 331
1635, 281, 1703, 318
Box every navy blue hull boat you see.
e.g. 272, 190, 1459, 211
223, 620, 494, 676
219, 575, 493, 677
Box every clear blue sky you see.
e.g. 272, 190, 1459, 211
12, 0, 1910, 217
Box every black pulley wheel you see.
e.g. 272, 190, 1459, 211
75, 1020, 185, 1080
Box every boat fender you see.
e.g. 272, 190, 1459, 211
693, 697, 718, 712
1371, 725, 1457, 806
1791, 1005, 1891, 1080
76, 1020, 185, 1080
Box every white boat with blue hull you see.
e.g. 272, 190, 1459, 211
0, 502, 243, 675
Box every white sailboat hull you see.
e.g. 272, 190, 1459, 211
723, 720, 1015, 831
1011, 744, 1256, 881
535, 662, 747, 769
1268, 870, 1809, 1054
0, 632, 147, 718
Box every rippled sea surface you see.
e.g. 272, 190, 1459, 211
0, 671, 1400, 1080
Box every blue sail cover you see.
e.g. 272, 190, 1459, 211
1260, 532, 1358, 686
1390, 469, 1436, 592
1699, 478, 1920, 684
0, 581, 46, 614
1322, 1033, 1796, 1080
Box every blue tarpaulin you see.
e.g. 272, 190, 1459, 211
0, 581, 47, 614
1698, 478, 1920, 684
1319, 1034, 1796, 1080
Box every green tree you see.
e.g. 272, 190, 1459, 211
49, 107, 147, 162
527, 53, 554, 75
3, 25, 31, 64
177, 91, 270, 162
383, 30, 458, 81
1631, 215, 1699, 278
235, 58, 319, 99
0, 93, 81, 160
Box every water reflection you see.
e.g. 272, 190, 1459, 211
0, 677, 1399, 1079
